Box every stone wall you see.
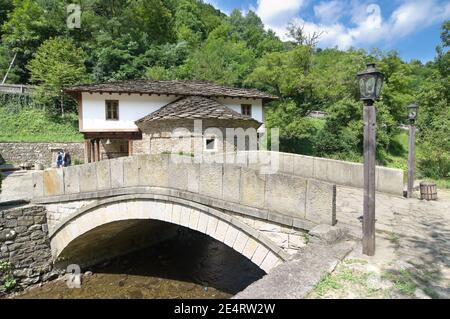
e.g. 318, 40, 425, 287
134, 119, 260, 156
219, 151, 405, 196
0, 204, 55, 294
0, 142, 85, 168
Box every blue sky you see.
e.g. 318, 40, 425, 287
205, 0, 450, 62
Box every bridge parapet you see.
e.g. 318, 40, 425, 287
213, 151, 404, 196
31, 154, 337, 229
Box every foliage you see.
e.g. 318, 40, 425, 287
27, 37, 88, 115
0, 107, 83, 142
182, 36, 256, 86
0, 261, 16, 292
415, 22, 450, 179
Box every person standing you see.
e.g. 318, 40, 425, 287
56, 152, 63, 168
64, 152, 72, 167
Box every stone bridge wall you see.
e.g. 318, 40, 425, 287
218, 151, 404, 196
31, 154, 337, 229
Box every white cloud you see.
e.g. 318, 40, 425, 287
255, 0, 306, 27
313, 1, 346, 24
390, 0, 450, 37
254, 0, 450, 50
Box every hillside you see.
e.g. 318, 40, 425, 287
0, 108, 83, 142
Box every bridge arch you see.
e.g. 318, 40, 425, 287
50, 194, 290, 273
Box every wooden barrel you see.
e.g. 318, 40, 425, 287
419, 182, 437, 200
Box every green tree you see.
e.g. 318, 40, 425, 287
27, 37, 88, 116
414, 21, 450, 179
1, 0, 66, 82
182, 36, 255, 86
0, 0, 13, 37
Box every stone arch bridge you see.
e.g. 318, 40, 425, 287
30, 152, 403, 273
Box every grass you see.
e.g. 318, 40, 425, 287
310, 260, 382, 298
313, 273, 342, 297
0, 107, 84, 142
385, 131, 409, 171
383, 269, 417, 296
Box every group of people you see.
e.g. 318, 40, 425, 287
56, 151, 72, 168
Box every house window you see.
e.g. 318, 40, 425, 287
105, 100, 119, 120
204, 137, 217, 152
241, 104, 252, 117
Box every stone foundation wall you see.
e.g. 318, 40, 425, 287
0, 142, 85, 168
0, 204, 55, 294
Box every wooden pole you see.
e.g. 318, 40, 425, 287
96, 139, 101, 161
407, 124, 416, 198
91, 139, 96, 162
128, 140, 133, 157
1, 52, 17, 85
363, 100, 376, 256
84, 140, 90, 164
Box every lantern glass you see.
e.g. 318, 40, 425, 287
407, 104, 419, 121
357, 63, 384, 101
375, 76, 383, 98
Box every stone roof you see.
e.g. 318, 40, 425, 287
135, 96, 261, 125
64, 80, 277, 100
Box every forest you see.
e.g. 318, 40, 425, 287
0, 0, 448, 183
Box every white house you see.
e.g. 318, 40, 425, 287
64, 80, 277, 162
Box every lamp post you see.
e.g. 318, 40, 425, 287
357, 63, 384, 256
407, 103, 419, 198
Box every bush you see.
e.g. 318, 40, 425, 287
0, 261, 16, 293
418, 142, 450, 179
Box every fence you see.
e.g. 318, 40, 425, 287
0, 84, 34, 95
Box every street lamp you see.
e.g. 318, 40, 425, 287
357, 63, 384, 256
407, 103, 419, 198
407, 103, 419, 123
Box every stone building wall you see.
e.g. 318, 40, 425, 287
0, 142, 85, 168
0, 204, 55, 294
134, 119, 260, 156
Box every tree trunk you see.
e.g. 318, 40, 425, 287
60, 93, 64, 117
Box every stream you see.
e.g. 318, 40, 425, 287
14, 228, 265, 299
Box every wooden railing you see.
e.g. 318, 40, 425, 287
0, 84, 34, 95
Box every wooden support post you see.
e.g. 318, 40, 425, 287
91, 139, 96, 162
96, 139, 101, 161
128, 140, 133, 157
84, 140, 91, 164
363, 100, 376, 256
407, 124, 416, 198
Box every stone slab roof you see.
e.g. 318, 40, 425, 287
64, 80, 277, 100
135, 96, 261, 125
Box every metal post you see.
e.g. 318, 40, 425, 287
363, 100, 376, 256
407, 124, 416, 198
